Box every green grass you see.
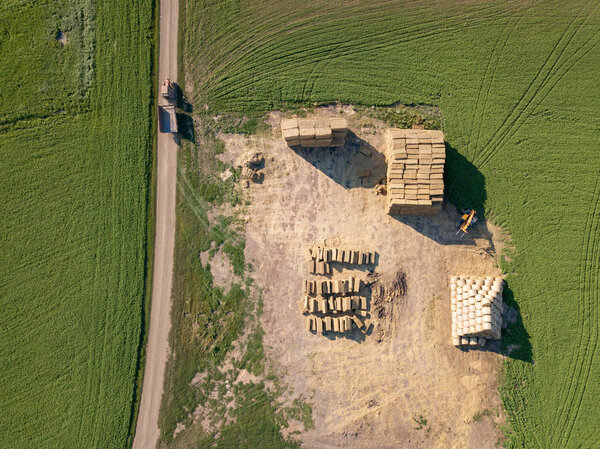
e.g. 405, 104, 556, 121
159, 130, 303, 447
179, 0, 600, 447
0, 1, 155, 447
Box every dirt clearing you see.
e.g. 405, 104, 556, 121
220, 108, 505, 448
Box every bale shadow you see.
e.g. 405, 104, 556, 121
389, 142, 490, 246
291, 131, 387, 189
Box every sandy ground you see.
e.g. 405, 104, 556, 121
133, 0, 179, 448
220, 108, 505, 448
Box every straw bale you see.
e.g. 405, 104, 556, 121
315, 127, 331, 139
281, 118, 299, 130
282, 127, 300, 139
329, 118, 348, 131
333, 317, 340, 332
352, 315, 363, 330
317, 318, 323, 334
306, 317, 312, 331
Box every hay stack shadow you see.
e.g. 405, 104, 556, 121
291, 131, 387, 189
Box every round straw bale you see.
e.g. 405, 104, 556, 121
450, 276, 458, 283
452, 337, 461, 346
457, 278, 465, 287
482, 315, 492, 323
469, 337, 478, 346
475, 294, 483, 302
469, 311, 476, 320
482, 306, 491, 315
482, 322, 492, 331
476, 309, 482, 318
468, 289, 476, 297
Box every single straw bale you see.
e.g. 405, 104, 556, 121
333, 317, 340, 332
281, 118, 299, 130
316, 282, 323, 295
345, 316, 352, 331
328, 297, 335, 311
352, 315, 363, 330
317, 318, 324, 334
360, 296, 367, 310
351, 297, 358, 310
306, 317, 312, 332
324, 317, 332, 332
320, 298, 328, 314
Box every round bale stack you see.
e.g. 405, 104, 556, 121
449, 276, 504, 347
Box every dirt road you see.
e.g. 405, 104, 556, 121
133, 0, 178, 448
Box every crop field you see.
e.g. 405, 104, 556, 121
174, 0, 600, 447
0, 1, 155, 447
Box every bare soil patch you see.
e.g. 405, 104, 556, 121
220, 108, 505, 448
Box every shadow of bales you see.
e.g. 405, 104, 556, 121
173, 82, 195, 143
444, 142, 487, 219
388, 142, 488, 246
499, 282, 532, 363
291, 131, 387, 189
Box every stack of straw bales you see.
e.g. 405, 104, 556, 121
450, 276, 504, 347
386, 128, 445, 215
281, 118, 348, 148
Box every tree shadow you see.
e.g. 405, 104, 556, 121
290, 131, 387, 189
173, 83, 195, 143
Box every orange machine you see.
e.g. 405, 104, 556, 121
457, 209, 477, 236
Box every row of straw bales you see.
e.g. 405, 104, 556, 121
303, 276, 363, 296
450, 276, 504, 347
309, 246, 375, 264
386, 128, 446, 215
306, 315, 365, 334
281, 117, 348, 148
299, 295, 368, 315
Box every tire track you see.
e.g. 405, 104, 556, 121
476, 14, 600, 170
467, 16, 514, 156
473, 2, 599, 169
210, 14, 508, 102
552, 174, 600, 448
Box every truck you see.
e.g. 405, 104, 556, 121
159, 79, 177, 133
159, 104, 178, 134
161, 78, 175, 101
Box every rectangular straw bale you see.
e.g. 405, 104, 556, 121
281, 118, 299, 130
333, 317, 340, 332
316, 318, 323, 334
329, 118, 348, 131
315, 127, 331, 139
352, 315, 363, 330
306, 317, 312, 331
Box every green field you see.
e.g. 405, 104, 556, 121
176, 0, 600, 446
0, 1, 155, 447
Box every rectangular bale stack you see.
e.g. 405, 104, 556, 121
450, 276, 504, 347
386, 128, 445, 215
281, 117, 348, 148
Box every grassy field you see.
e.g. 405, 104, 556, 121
175, 0, 600, 447
0, 1, 155, 447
